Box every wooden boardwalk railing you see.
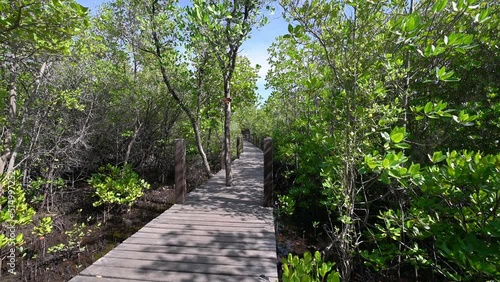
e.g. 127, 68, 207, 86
70, 141, 278, 282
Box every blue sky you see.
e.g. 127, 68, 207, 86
76, 0, 288, 103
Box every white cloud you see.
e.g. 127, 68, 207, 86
241, 45, 270, 78
240, 45, 271, 102
240, 11, 288, 101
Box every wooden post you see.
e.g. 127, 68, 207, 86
263, 137, 273, 207
175, 139, 187, 204
236, 136, 241, 158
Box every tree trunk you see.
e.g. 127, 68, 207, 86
223, 84, 232, 186
206, 126, 212, 159
192, 119, 213, 178
1, 61, 48, 177
0, 60, 18, 176
124, 120, 141, 166
150, 8, 213, 178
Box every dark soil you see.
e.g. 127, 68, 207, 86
0, 159, 210, 282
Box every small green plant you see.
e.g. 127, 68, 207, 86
32, 216, 53, 256
47, 221, 93, 254
29, 177, 66, 207
279, 194, 296, 216
0, 172, 36, 249
88, 164, 150, 221
312, 221, 320, 237
33, 217, 53, 237
282, 251, 340, 282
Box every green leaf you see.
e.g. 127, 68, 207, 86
398, 167, 408, 175
314, 251, 322, 263
15, 233, 24, 244
327, 272, 340, 282
436, 66, 446, 79
404, 14, 420, 32
380, 171, 390, 184
390, 127, 406, 143
430, 151, 446, 163
477, 8, 490, 23
303, 252, 312, 264
433, 0, 448, 12
408, 163, 421, 175
394, 142, 410, 149
424, 102, 433, 114
424, 44, 433, 57
382, 158, 390, 169
294, 25, 304, 35
365, 156, 378, 169
432, 46, 446, 56
441, 70, 455, 81
318, 263, 327, 277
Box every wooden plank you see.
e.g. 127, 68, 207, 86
164, 207, 274, 219
112, 244, 277, 259
104, 249, 276, 267
167, 204, 267, 213
84, 257, 277, 278
128, 232, 277, 245
132, 227, 276, 239
149, 218, 271, 228
165, 207, 274, 219
77, 265, 277, 282
154, 210, 272, 219
121, 237, 276, 250
146, 221, 273, 229
162, 214, 274, 223
70, 277, 146, 282
153, 215, 272, 223
161, 213, 273, 222
142, 223, 273, 233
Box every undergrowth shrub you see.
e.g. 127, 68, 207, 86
0, 172, 36, 249
88, 164, 150, 221
282, 251, 340, 282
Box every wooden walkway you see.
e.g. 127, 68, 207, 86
70, 141, 278, 282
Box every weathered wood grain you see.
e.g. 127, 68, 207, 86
111, 244, 277, 259
135, 227, 276, 239
70, 141, 278, 282
103, 249, 277, 266
74, 265, 275, 282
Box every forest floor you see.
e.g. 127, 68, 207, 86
1, 187, 171, 281
1, 159, 211, 282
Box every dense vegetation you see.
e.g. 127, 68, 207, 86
0, 0, 264, 280
1, 0, 499, 281
254, 0, 499, 281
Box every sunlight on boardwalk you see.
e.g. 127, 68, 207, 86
70, 141, 278, 282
